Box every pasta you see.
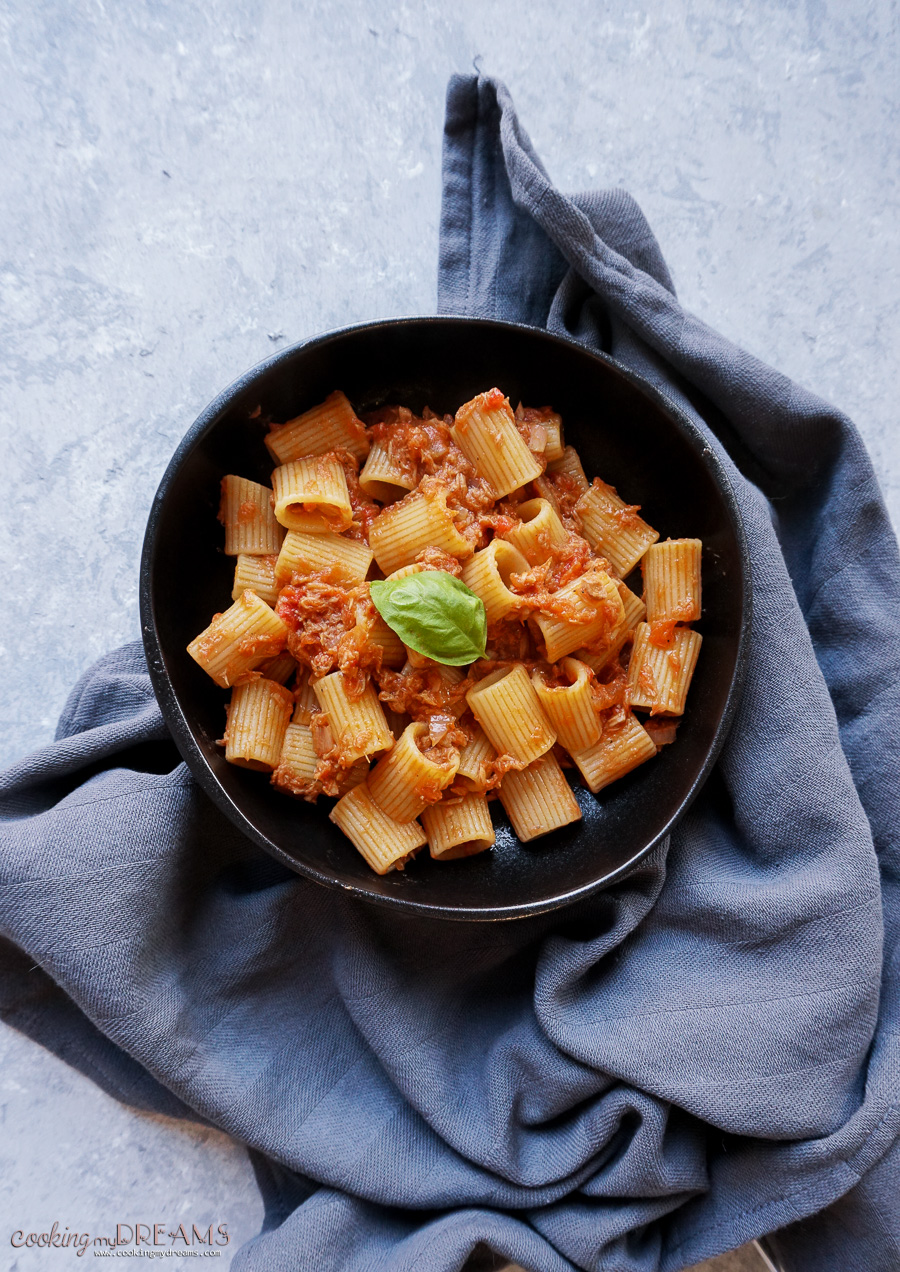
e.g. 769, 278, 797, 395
271, 457, 353, 532
224, 678, 293, 770
422, 792, 495, 859
329, 782, 427, 875
219, 475, 284, 556
265, 390, 369, 464
499, 752, 582, 841
187, 385, 703, 877
275, 530, 373, 587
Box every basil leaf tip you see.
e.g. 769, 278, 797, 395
369, 571, 487, 667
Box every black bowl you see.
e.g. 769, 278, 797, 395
141, 317, 750, 920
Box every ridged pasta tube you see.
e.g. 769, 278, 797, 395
368, 722, 460, 823
641, 538, 702, 626
187, 590, 288, 688
570, 711, 657, 792
500, 498, 566, 565
627, 624, 703, 716
274, 530, 373, 587
532, 658, 601, 752
575, 479, 659, 576
423, 792, 495, 860
466, 664, 555, 766
329, 782, 427, 874
460, 539, 529, 623
498, 752, 582, 841
219, 475, 284, 556
368, 487, 472, 575
265, 391, 369, 464
312, 671, 394, 762
225, 678, 293, 771
451, 389, 543, 498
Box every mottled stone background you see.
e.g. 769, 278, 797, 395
1, 1, 897, 1268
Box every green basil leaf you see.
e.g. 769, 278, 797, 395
369, 571, 487, 667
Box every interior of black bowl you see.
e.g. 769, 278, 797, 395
141, 317, 749, 920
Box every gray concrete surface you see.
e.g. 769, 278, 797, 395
1, 1, 897, 1268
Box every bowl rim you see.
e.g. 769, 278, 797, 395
140, 315, 752, 921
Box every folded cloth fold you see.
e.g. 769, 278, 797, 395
1, 74, 898, 1272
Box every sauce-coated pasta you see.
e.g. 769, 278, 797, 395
187, 389, 703, 875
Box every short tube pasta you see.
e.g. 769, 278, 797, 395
369, 487, 472, 575
329, 781, 427, 874
642, 538, 702, 626
368, 722, 460, 823
460, 539, 529, 623
423, 792, 495, 860
466, 664, 556, 766
219, 476, 284, 556
534, 565, 625, 663
499, 752, 582, 841
232, 554, 279, 606
274, 530, 373, 587
265, 390, 370, 464
500, 498, 566, 565
451, 389, 543, 497
187, 590, 288, 687
570, 711, 657, 792
312, 670, 394, 761
257, 649, 297, 685
547, 446, 589, 493
455, 725, 496, 792
359, 441, 417, 502
576, 479, 659, 576
272, 457, 353, 533
225, 678, 293, 770
532, 658, 601, 752
292, 668, 319, 723
627, 623, 703, 716
271, 721, 319, 795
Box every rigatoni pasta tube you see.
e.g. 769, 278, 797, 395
542, 412, 565, 463
292, 669, 319, 723
271, 721, 319, 796
219, 476, 284, 556
369, 614, 407, 669
460, 539, 529, 623
576, 479, 659, 576
451, 389, 543, 498
642, 538, 702, 626
266, 390, 369, 464
272, 457, 353, 533
359, 441, 417, 503
274, 530, 373, 587
368, 722, 459, 823
232, 554, 279, 606
329, 781, 427, 875
534, 566, 625, 663
312, 671, 394, 761
500, 498, 566, 565
466, 664, 555, 766
577, 581, 646, 673
532, 658, 601, 752
368, 487, 472, 575
627, 623, 702, 716
499, 752, 582, 841
225, 678, 293, 771
187, 590, 288, 688
455, 725, 496, 792
570, 711, 657, 792
548, 446, 588, 493
256, 649, 296, 685
423, 792, 494, 860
